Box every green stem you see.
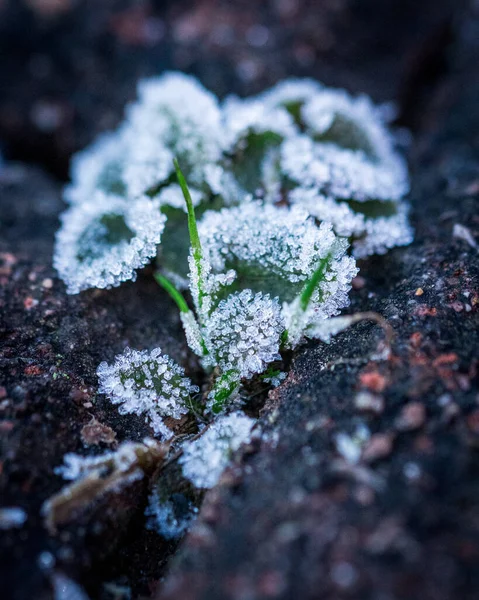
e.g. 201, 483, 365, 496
154, 273, 190, 314
173, 158, 206, 310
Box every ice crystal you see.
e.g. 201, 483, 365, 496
64, 126, 130, 205
145, 488, 197, 540
180, 412, 255, 489
262, 369, 287, 388
222, 95, 296, 148
54, 194, 165, 293
0, 507, 27, 530
55, 439, 161, 481
289, 188, 413, 257
256, 78, 323, 115
97, 347, 198, 439
281, 134, 408, 204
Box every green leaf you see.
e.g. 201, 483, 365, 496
209, 370, 240, 414
299, 253, 331, 312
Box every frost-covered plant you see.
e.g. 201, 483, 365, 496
157, 161, 357, 412
51, 73, 413, 537
97, 347, 199, 439
180, 412, 255, 489
54, 193, 165, 293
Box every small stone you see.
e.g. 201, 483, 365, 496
354, 391, 384, 414
395, 402, 426, 431
42, 278, 53, 289
362, 433, 394, 462
23, 297, 38, 310
359, 371, 388, 393
352, 276, 366, 290
414, 305, 437, 317
415, 287, 424, 296
467, 409, 479, 435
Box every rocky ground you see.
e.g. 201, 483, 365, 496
0, 1, 478, 599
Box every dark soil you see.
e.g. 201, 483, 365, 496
0, 1, 478, 600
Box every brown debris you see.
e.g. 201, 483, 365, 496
81, 417, 118, 447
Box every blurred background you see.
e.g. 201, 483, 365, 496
0, 0, 459, 180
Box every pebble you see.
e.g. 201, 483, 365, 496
362, 433, 394, 462
395, 402, 426, 431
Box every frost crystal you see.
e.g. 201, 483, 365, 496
289, 188, 413, 257
145, 488, 197, 540
255, 78, 323, 114
64, 126, 130, 205
97, 347, 198, 439
54, 439, 161, 481
222, 95, 296, 148
204, 289, 284, 380
54, 194, 165, 294
220, 95, 295, 202
180, 412, 255, 488
281, 134, 408, 203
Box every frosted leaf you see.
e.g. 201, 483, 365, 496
206, 370, 241, 413
302, 88, 402, 159
124, 136, 173, 199
199, 202, 357, 305
281, 134, 409, 203
43, 440, 166, 534
54, 194, 165, 294
353, 201, 413, 257
203, 289, 284, 380
97, 347, 198, 439
255, 78, 323, 125
221, 96, 296, 201
222, 95, 296, 149
282, 244, 358, 349
55, 439, 161, 481
289, 188, 413, 257
180, 412, 255, 489
125, 72, 224, 191
64, 126, 130, 205
145, 488, 197, 540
